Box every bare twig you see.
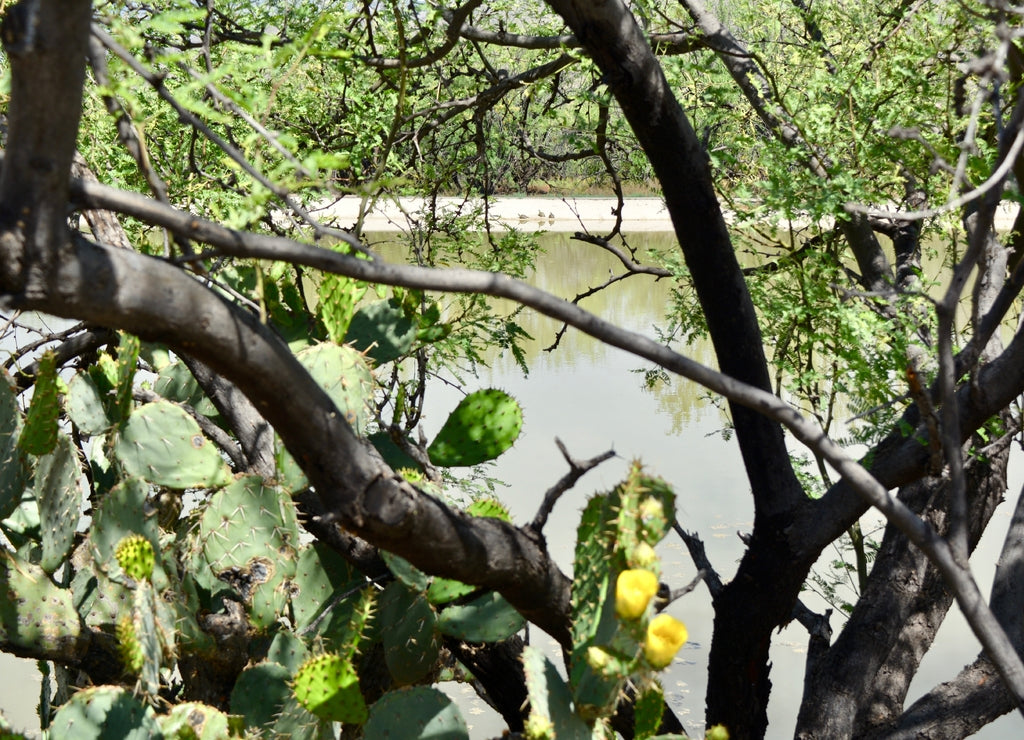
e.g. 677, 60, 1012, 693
529, 439, 616, 534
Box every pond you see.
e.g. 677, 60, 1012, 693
2, 224, 1021, 738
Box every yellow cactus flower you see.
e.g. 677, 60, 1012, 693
644, 613, 688, 668
615, 569, 659, 620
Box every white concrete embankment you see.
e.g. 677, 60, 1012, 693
311, 195, 1021, 234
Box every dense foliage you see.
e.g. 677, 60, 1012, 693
2, 0, 1024, 738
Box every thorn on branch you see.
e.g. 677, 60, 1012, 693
528, 438, 616, 535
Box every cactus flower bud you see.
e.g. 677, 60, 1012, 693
628, 542, 659, 569
524, 713, 556, 739
706, 724, 730, 740
615, 569, 659, 620
586, 646, 612, 671
644, 614, 688, 668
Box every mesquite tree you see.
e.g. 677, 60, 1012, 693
2, 0, 1024, 738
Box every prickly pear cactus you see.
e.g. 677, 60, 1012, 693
158, 701, 233, 739
154, 361, 219, 420
18, 350, 60, 456
35, 433, 82, 573
66, 370, 114, 435
292, 652, 368, 723
189, 476, 300, 630
427, 388, 523, 467
0, 549, 85, 660
345, 298, 416, 365
275, 342, 375, 491
0, 370, 29, 521
230, 661, 293, 729
633, 680, 666, 740
318, 272, 367, 345
437, 591, 524, 643
378, 581, 441, 686
567, 463, 681, 723
363, 686, 469, 739
114, 401, 232, 489
522, 645, 590, 740
89, 478, 168, 590
47, 685, 161, 739
296, 342, 374, 434
290, 542, 359, 643
115, 535, 156, 583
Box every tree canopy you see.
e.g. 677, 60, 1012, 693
2, 0, 1024, 738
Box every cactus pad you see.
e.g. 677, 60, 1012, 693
0, 371, 28, 522
35, 433, 82, 573
522, 646, 589, 740
47, 685, 160, 739
363, 687, 469, 739
427, 389, 523, 467
158, 702, 232, 740
115, 535, 156, 583
379, 581, 440, 685
292, 652, 368, 723
115, 401, 232, 489
66, 371, 114, 435
345, 298, 416, 365
295, 343, 374, 435
192, 476, 299, 630
437, 591, 524, 643
633, 680, 666, 740
290, 542, 363, 646
18, 351, 60, 456
89, 478, 168, 591
230, 661, 292, 730
0, 549, 85, 660
154, 361, 218, 419
116, 614, 144, 676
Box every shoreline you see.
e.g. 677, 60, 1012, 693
312, 195, 1021, 234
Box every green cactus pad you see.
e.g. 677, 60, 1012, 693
116, 614, 144, 675
292, 652, 368, 724
380, 550, 429, 592
192, 476, 299, 629
522, 646, 589, 740
18, 351, 60, 456
0, 372, 28, 522
363, 686, 469, 739
0, 549, 85, 660
154, 361, 220, 419
291, 543, 362, 644
275, 343, 375, 490
115, 401, 233, 489
634, 680, 666, 740
424, 576, 475, 606
427, 389, 523, 467
230, 662, 292, 730
295, 343, 374, 435
158, 702, 232, 740
47, 685, 161, 739
345, 298, 417, 365
112, 333, 141, 422
89, 478, 168, 591
66, 371, 114, 435
379, 581, 441, 686
318, 273, 368, 345
466, 497, 512, 521
267, 630, 309, 675
35, 434, 82, 573
115, 535, 156, 583
437, 591, 524, 643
